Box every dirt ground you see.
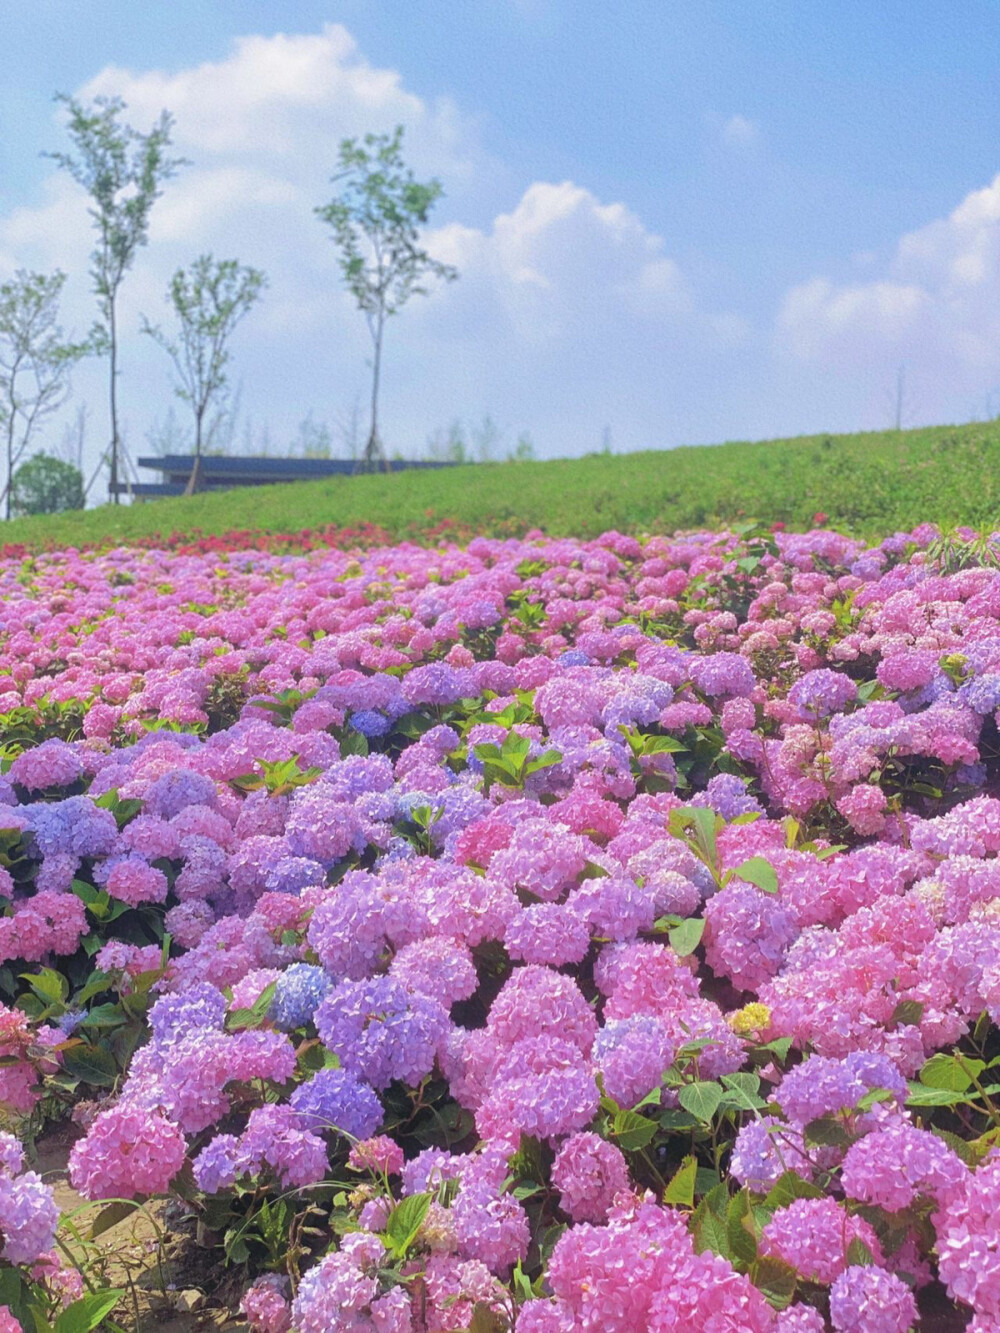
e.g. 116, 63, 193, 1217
31, 1121, 973, 1332
33, 1122, 250, 1333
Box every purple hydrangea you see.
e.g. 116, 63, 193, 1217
315, 974, 451, 1091
788, 669, 859, 721
148, 983, 228, 1043
692, 772, 764, 821
289, 1066, 384, 1139
828, 1265, 917, 1333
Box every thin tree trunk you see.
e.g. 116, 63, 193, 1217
109, 298, 120, 505
363, 316, 384, 471
185, 408, 203, 497
5, 406, 14, 521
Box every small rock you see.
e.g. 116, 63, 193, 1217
173, 1289, 204, 1314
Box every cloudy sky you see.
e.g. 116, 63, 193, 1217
1, 1, 998, 488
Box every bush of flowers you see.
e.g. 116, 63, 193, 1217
3, 519, 1000, 1329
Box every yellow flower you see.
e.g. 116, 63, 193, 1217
729, 1002, 771, 1035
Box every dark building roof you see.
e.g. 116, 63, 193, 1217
110, 453, 455, 497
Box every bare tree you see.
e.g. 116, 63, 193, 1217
332, 395, 363, 461
0, 270, 89, 519
59, 403, 89, 472
890, 364, 908, 432
48, 93, 185, 504
142, 254, 266, 493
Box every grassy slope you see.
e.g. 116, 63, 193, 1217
5, 420, 999, 549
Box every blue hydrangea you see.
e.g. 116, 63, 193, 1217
269, 964, 333, 1031
55, 1009, 86, 1036
28, 797, 119, 859
958, 673, 1000, 715
349, 709, 392, 738
289, 1066, 384, 1139
558, 650, 591, 667
264, 855, 326, 895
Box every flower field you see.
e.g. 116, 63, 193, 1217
3, 519, 1000, 1331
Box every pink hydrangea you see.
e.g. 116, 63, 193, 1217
760, 1198, 884, 1285
69, 1103, 187, 1199
551, 1132, 630, 1223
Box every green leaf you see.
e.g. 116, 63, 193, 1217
20, 966, 68, 1005
77, 1000, 122, 1026
751, 1254, 797, 1309
663, 1154, 697, 1207
74, 971, 114, 1005
719, 1071, 763, 1108
610, 1108, 658, 1152
678, 1080, 724, 1123
467, 1305, 508, 1333
668, 916, 705, 957
691, 1182, 732, 1259
856, 1086, 897, 1112
733, 856, 778, 895
384, 1192, 430, 1258
658, 1107, 699, 1131
726, 1188, 759, 1266
511, 1261, 534, 1302
89, 1200, 138, 1238
762, 1171, 825, 1211
526, 748, 563, 775
802, 1116, 852, 1148
755, 1035, 794, 1063
906, 1084, 973, 1107
891, 999, 924, 1027
61, 1042, 118, 1088
919, 1052, 982, 1091
54, 1290, 124, 1333
642, 734, 688, 755
251, 980, 278, 1021
846, 1237, 877, 1268
687, 805, 719, 864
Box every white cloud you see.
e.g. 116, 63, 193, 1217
0, 29, 742, 469
402, 181, 746, 451
778, 175, 1000, 407
79, 25, 473, 181
721, 114, 759, 147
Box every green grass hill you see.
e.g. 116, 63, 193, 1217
5, 420, 1000, 549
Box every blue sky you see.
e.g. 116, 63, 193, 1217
1, 2, 998, 482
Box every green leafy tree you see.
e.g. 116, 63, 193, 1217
142, 254, 267, 492
11, 452, 84, 516
0, 270, 90, 519
315, 125, 458, 469
48, 93, 185, 504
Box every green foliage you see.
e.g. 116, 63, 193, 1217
0, 270, 91, 519
315, 124, 458, 464
48, 94, 184, 331
316, 125, 457, 325
11, 419, 1000, 549
10, 453, 84, 516
230, 755, 324, 797
142, 253, 267, 458
48, 91, 184, 498
473, 732, 562, 795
